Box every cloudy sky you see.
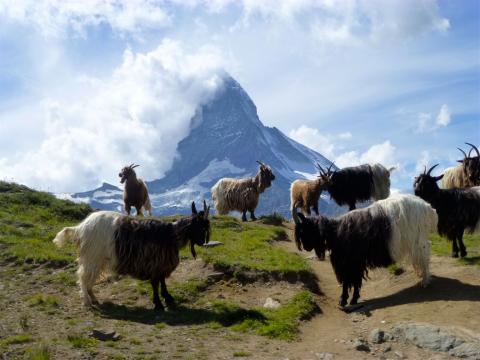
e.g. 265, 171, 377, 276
0, 0, 478, 193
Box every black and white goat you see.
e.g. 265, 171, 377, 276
53, 201, 210, 310
318, 163, 395, 211
414, 164, 480, 258
292, 194, 436, 306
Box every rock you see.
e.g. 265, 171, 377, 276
393, 323, 463, 352
82, 321, 95, 328
315, 352, 334, 360
393, 322, 480, 359
370, 328, 391, 344
449, 342, 480, 358
353, 339, 370, 352
383, 345, 392, 353
207, 272, 224, 281
90, 329, 121, 341
203, 241, 223, 247
263, 297, 281, 309
394, 350, 405, 359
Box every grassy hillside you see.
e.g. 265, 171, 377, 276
0, 182, 318, 359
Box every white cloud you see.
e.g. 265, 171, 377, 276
416, 103, 451, 133
0, 0, 450, 42
436, 104, 450, 126
288, 125, 336, 158
0, 0, 171, 37
0, 40, 225, 192
289, 125, 396, 169
335, 141, 397, 168
415, 150, 430, 173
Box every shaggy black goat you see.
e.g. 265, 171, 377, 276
53, 201, 211, 310
292, 194, 436, 306
414, 164, 480, 258
318, 163, 394, 210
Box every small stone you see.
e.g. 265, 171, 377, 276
353, 339, 370, 352
208, 272, 224, 281
82, 321, 95, 328
370, 328, 386, 344
203, 241, 223, 247
90, 329, 121, 341
383, 345, 392, 353
315, 352, 334, 360
394, 351, 404, 359
263, 297, 281, 309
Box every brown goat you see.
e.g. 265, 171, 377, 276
119, 164, 153, 216
290, 177, 327, 216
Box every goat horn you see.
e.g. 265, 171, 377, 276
316, 162, 325, 175
327, 161, 335, 173
256, 160, 265, 167
457, 147, 468, 159
423, 165, 427, 174
132, 164, 140, 169
426, 164, 439, 176
466, 143, 480, 158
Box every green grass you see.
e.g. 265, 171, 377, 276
233, 351, 252, 357
0, 334, 33, 346
26, 344, 51, 360
27, 294, 59, 309
430, 233, 480, 266
67, 334, 97, 348
258, 212, 286, 226
232, 291, 318, 340
184, 216, 312, 280
0, 181, 92, 266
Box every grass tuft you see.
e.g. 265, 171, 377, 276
259, 212, 285, 226
67, 334, 97, 348
26, 344, 51, 360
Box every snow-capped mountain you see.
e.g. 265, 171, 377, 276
71, 75, 343, 216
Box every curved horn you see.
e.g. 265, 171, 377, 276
426, 164, 439, 176
256, 160, 266, 167
316, 162, 326, 175
423, 165, 427, 174
457, 147, 468, 159
129, 163, 135, 168
466, 143, 480, 158
327, 161, 335, 173
131, 164, 140, 169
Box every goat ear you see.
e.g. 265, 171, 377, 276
457, 160, 464, 163
191, 201, 198, 214
434, 174, 444, 181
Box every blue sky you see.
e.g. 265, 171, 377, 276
0, 0, 478, 193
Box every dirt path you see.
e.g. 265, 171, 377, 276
275, 225, 480, 359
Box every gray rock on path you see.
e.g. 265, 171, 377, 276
353, 339, 370, 352
393, 323, 480, 359
370, 328, 392, 344
263, 297, 281, 309
203, 241, 223, 247
315, 352, 334, 360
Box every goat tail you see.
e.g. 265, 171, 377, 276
53, 226, 78, 248
211, 180, 228, 215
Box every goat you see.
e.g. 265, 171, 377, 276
292, 194, 436, 306
53, 201, 210, 310
211, 161, 275, 221
318, 163, 395, 211
119, 164, 152, 216
290, 163, 329, 215
414, 164, 480, 258
442, 143, 480, 189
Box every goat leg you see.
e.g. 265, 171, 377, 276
160, 277, 175, 307
458, 231, 467, 258
150, 278, 164, 311
313, 204, 319, 216
451, 236, 459, 258
241, 211, 247, 222
350, 284, 360, 305
339, 283, 349, 307
250, 210, 257, 221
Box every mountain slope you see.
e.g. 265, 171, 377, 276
71, 75, 341, 216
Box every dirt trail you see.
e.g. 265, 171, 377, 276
276, 224, 480, 359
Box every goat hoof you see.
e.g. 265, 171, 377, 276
165, 297, 175, 307
241, 217, 247, 222
339, 299, 347, 307
154, 304, 165, 312
349, 299, 358, 306
460, 250, 467, 258
451, 252, 459, 258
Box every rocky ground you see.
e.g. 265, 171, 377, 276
1, 222, 479, 360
